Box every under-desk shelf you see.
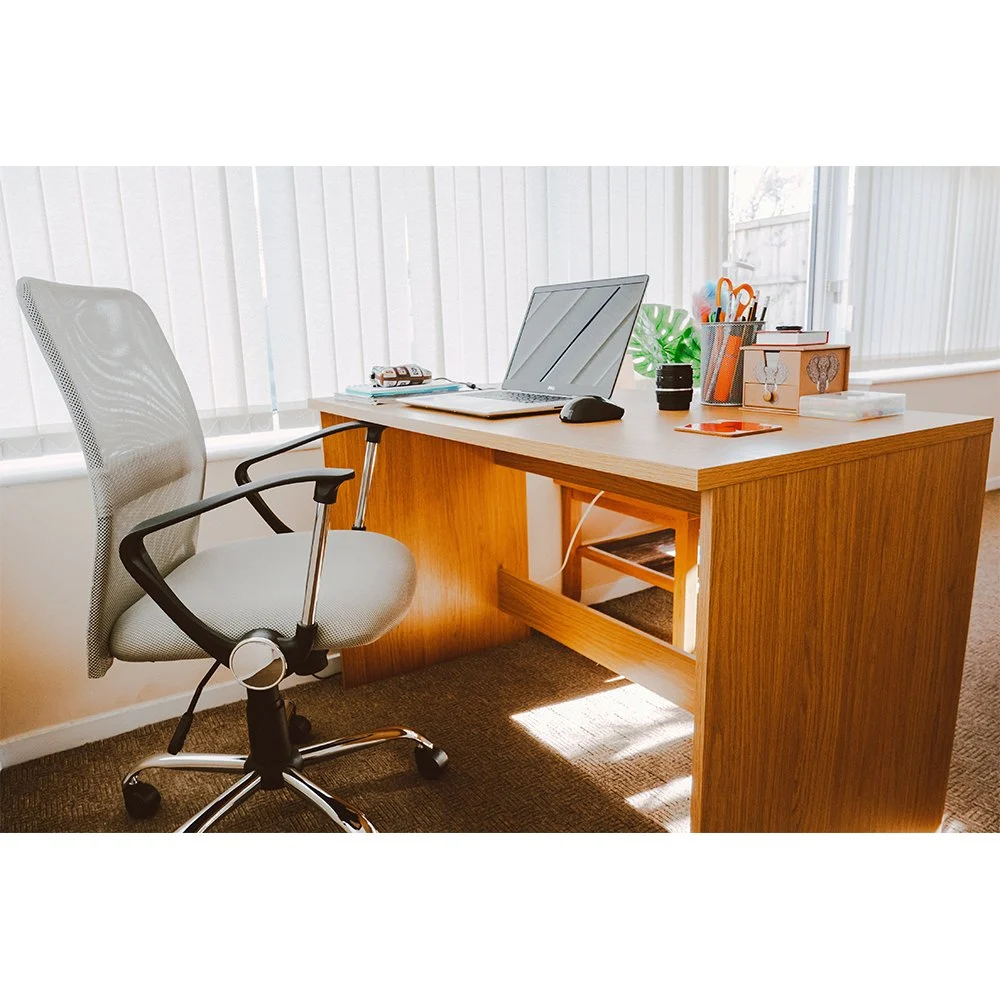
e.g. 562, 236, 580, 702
558, 483, 699, 651
579, 527, 677, 593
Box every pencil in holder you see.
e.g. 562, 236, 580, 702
698, 321, 763, 405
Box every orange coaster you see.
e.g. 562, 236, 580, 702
675, 420, 782, 438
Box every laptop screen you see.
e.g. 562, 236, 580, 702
502, 275, 649, 397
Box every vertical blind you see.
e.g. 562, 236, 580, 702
1, 165, 727, 457
0, 166, 274, 458
849, 166, 1000, 364
255, 166, 727, 408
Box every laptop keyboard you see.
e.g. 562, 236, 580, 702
474, 390, 570, 404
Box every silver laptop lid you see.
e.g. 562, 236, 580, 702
502, 274, 649, 396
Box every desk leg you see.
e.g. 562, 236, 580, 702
560, 487, 583, 601
672, 516, 699, 654
320, 414, 530, 687
691, 433, 990, 832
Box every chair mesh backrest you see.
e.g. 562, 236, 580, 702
17, 278, 207, 677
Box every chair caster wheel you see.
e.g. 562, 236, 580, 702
124, 781, 161, 820
415, 745, 448, 779
289, 713, 312, 744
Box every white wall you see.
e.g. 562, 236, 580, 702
0, 446, 323, 744
851, 369, 1000, 485
527, 474, 661, 604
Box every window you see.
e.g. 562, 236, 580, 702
0, 166, 728, 460
831, 166, 1000, 366
0, 167, 275, 460
251, 167, 728, 403
727, 166, 815, 329
729, 165, 1000, 369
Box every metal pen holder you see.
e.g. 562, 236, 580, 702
698, 321, 763, 406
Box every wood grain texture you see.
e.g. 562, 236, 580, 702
501, 452, 703, 512
696, 418, 994, 491
554, 481, 700, 520
311, 392, 992, 493
498, 570, 696, 713
314, 397, 993, 832
321, 414, 529, 686
578, 543, 676, 592
691, 432, 992, 832
672, 515, 700, 654
560, 487, 582, 601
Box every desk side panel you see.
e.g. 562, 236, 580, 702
692, 432, 991, 832
322, 414, 529, 686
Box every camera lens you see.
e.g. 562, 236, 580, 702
656, 363, 693, 410
656, 363, 693, 389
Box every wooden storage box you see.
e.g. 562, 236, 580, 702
740, 344, 850, 415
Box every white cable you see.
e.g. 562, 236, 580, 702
539, 490, 606, 583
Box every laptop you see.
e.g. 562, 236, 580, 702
406, 274, 649, 418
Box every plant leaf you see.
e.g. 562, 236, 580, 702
628, 303, 700, 384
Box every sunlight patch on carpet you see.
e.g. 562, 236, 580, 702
939, 813, 968, 833
511, 681, 694, 832
627, 776, 692, 833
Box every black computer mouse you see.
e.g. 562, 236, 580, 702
559, 396, 625, 423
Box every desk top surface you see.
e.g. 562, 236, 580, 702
310, 390, 993, 492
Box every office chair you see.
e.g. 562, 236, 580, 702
17, 277, 447, 833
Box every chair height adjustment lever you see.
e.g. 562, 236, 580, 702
168, 713, 194, 755
167, 660, 221, 754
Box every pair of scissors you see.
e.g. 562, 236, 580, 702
716, 277, 755, 322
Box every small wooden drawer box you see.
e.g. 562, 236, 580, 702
740, 344, 850, 414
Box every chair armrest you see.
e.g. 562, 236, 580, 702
235, 421, 379, 534
119, 468, 354, 666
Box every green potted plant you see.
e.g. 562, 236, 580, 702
627, 304, 701, 387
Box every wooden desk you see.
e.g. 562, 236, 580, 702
310, 391, 993, 832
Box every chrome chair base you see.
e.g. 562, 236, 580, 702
122, 726, 445, 833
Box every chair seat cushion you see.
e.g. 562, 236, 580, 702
110, 530, 416, 662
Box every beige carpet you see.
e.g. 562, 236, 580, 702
2, 493, 997, 833
940, 490, 999, 832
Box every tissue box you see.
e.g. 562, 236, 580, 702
740, 344, 850, 414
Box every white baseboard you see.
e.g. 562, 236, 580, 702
987, 476, 999, 492
0, 671, 321, 768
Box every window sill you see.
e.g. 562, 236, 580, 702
850, 358, 1000, 385
0, 428, 321, 487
